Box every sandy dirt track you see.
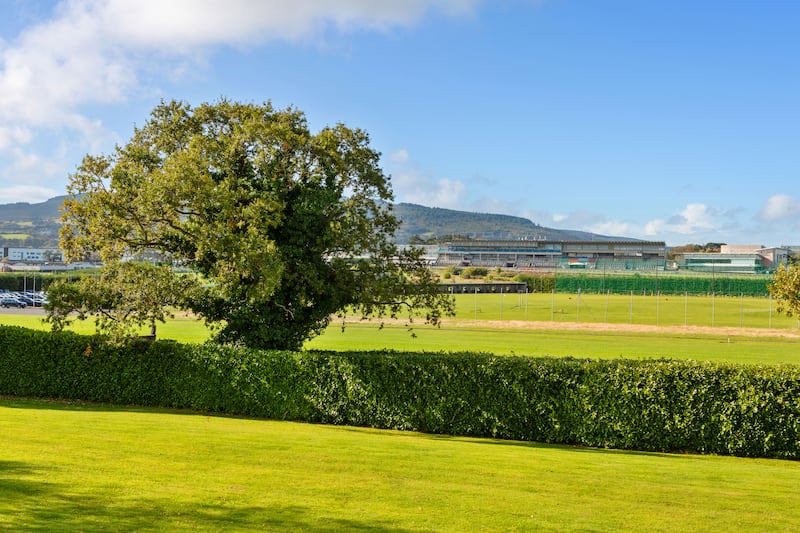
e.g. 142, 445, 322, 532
441, 318, 800, 339
344, 314, 800, 340
3, 306, 799, 340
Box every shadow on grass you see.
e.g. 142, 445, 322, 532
337, 424, 690, 460
0, 395, 209, 417
0, 459, 425, 532
2, 395, 689, 462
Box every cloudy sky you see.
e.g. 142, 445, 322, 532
1, 0, 798, 246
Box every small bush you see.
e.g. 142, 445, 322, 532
461, 267, 489, 279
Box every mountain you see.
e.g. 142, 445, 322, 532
0, 196, 638, 249
0, 196, 68, 248
0, 195, 67, 222
392, 203, 633, 243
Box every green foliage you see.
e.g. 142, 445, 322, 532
58, 99, 453, 350
44, 262, 199, 342
460, 267, 488, 279
769, 263, 800, 317
0, 271, 90, 292
2, 325, 798, 458
514, 273, 555, 293
667, 242, 726, 259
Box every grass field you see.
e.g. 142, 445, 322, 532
307, 322, 800, 365
3, 294, 800, 530
3, 292, 800, 365
2, 397, 799, 532
449, 292, 800, 329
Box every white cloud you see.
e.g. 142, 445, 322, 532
589, 220, 636, 237
389, 148, 410, 164
758, 194, 800, 221
1, 0, 479, 127
644, 203, 722, 236
0, 0, 479, 201
102, 0, 479, 49
0, 125, 31, 149
392, 169, 467, 209
0, 185, 60, 204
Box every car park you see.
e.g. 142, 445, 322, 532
0, 296, 27, 308
16, 295, 34, 306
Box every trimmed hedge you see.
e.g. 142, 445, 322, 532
1, 325, 798, 459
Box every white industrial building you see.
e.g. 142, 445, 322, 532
2, 247, 64, 263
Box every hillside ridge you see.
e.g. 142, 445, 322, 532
0, 196, 638, 248
393, 203, 634, 243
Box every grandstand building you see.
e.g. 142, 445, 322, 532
434, 239, 667, 271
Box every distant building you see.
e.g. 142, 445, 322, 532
438, 282, 528, 294
678, 245, 795, 274
435, 239, 667, 271
2, 247, 64, 263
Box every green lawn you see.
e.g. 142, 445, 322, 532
0, 312, 212, 343
2, 397, 799, 532
308, 322, 800, 365
3, 294, 800, 530
450, 292, 800, 330
4, 294, 800, 364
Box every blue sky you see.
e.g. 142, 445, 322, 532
1, 1, 798, 247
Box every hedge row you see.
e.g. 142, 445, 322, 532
0, 271, 92, 292
1, 325, 798, 459
516, 273, 772, 297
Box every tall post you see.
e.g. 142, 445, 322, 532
711, 261, 716, 328
629, 290, 633, 324
525, 285, 528, 321
740, 292, 744, 328
684, 291, 688, 327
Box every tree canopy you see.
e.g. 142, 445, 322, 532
768, 261, 800, 319
56, 99, 453, 349
45, 261, 197, 342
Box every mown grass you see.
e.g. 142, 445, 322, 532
2, 397, 799, 532
308, 322, 800, 365
3, 292, 800, 365
0, 312, 211, 342
3, 294, 800, 530
450, 292, 800, 330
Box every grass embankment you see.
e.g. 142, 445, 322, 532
2, 398, 799, 532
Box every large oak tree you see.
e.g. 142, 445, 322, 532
56, 99, 453, 349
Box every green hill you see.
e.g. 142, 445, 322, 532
0, 197, 636, 249
392, 203, 629, 244
0, 195, 66, 222
0, 196, 67, 248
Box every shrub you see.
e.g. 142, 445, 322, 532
1, 325, 798, 458
461, 267, 489, 279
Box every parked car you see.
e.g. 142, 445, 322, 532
0, 297, 27, 308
